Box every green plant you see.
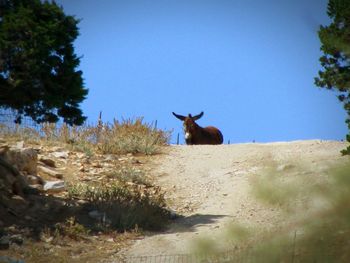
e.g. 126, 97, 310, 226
315, 0, 350, 154
0, 0, 87, 125
58, 217, 90, 240
70, 141, 94, 157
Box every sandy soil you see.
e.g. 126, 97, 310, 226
120, 140, 347, 257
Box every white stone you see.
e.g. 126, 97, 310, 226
51, 151, 69, 159
43, 181, 65, 192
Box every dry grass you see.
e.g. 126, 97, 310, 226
67, 179, 170, 231
0, 117, 172, 231
96, 118, 170, 155
0, 117, 171, 155
0, 116, 172, 262
105, 166, 152, 186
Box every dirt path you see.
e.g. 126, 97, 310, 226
121, 140, 347, 257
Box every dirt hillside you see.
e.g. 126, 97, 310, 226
120, 140, 347, 257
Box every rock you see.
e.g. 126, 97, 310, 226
41, 236, 54, 243
51, 151, 69, 159
169, 209, 178, 220
10, 234, 23, 246
0, 157, 28, 195
0, 236, 10, 250
7, 226, 16, 232
51, 146, 65, 152
15, 141, 24, 149
10, 195, 28, 210
43, 181, 65, 192
3, 147, 37, 175
90, 170, 100, 176
82, 158, 91, 164
26, 174, 44, 185
37, 165, 63, 179
11, 195, 27, 203
132, 159, 142, 165
77, 199, 88, 205
82, 177, 92, 182
91, 162, 102, 168
0, 144, 9, 155
88, 210, 111, 224
26, 184, 43, 192
39, 156, 56, 167
104, 154, 116, 162
23, 185, 40, 195
76, 153, 86, 159
88, 210, 103, 220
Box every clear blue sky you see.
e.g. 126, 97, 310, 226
56, 0, 347, 144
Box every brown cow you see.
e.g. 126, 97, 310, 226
172, 111, 223, 145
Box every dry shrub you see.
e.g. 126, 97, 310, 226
53, 217, 91, 241
106, 166, 152, 186
0, 123, 41, 142
67, 180, 170, 231
0, 117, 171, 155
96, 117, 170, 155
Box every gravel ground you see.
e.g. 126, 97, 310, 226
120, 140, 347, 257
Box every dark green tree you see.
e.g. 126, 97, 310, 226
0, 0, 88, 125
315, 0, 350, 154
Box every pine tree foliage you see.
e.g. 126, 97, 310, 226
0, 0, 88, 125
315, 0, 350, 154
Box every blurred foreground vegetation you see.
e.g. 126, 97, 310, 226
194, 162, 350, 262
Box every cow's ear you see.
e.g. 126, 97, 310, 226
172, 112, 186, 121
192, 111, 204, 121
